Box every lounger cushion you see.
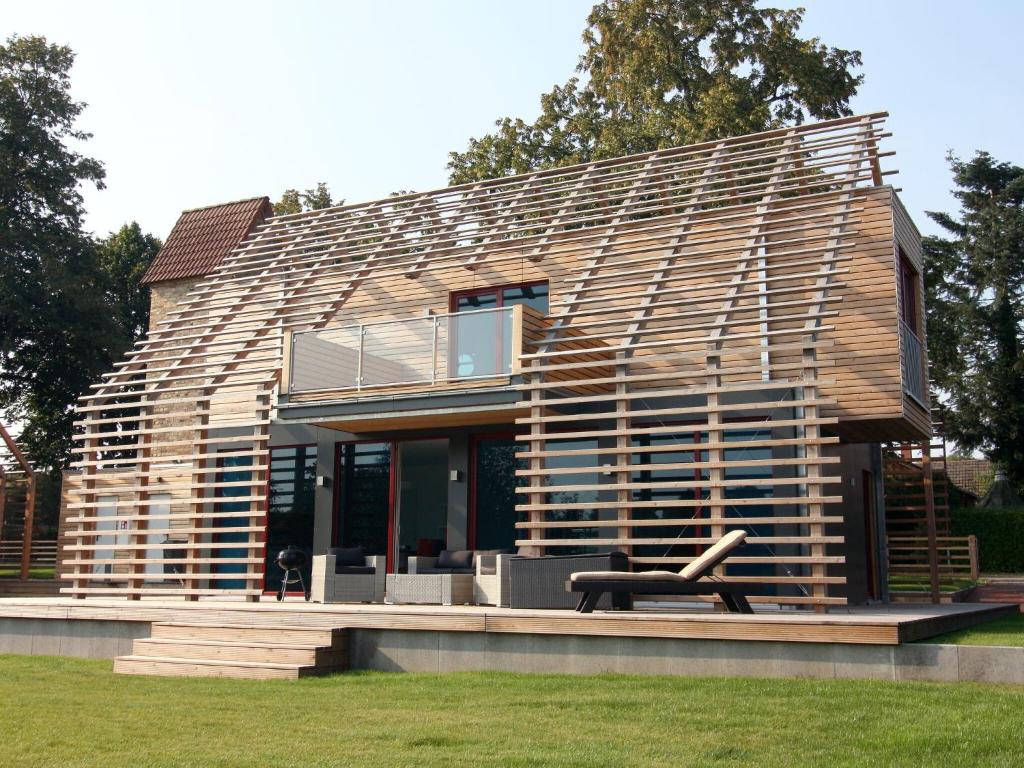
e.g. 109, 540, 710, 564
679, 530, 747, 580
334, 565, 376, 575
417, 567, 475, 575
437, 549, 474, 570
571, 570, 683, 583
328, 546, 367, 569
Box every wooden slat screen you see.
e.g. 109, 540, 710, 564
63, 113, 892, 602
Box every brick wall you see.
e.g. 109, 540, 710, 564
148, 278, 198, 331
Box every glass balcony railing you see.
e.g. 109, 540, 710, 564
900, 318, 927, 405
287, 306, 519, 395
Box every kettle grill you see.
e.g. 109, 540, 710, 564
275, 546, 310, 601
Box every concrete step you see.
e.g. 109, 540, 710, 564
132, 637, 346, 666
149, 622, 339, 646
113, 654, 338, 680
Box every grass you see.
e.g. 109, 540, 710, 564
3, 655, 1024, 767
888, 576, 977, 593
0, 566, 55, 579
925, 613, 1024, 647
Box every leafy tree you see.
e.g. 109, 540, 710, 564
448, 0, 863, 183
96, 223, 161, 344
273, 183, 341, 215
0, 35, 108, 471
1, 36, 159, 475
924, 152, 1024, 491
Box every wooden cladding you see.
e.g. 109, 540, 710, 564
64, 113, 900, 603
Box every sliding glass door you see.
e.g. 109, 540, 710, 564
334, 439, 450, 572
394, 439, 449, 565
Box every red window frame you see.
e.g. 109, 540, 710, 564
448, 279, 549, 313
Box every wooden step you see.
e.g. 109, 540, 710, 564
132, 638, 346, 666
113, 654, 338, 680
115, 622, 349, 679
149, 622, 339, 645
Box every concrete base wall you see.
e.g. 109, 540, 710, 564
1, 618, 1022, 684
348, 629, 1024, 684
0, 618, 150, 659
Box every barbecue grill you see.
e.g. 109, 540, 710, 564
275, 546, 310, 601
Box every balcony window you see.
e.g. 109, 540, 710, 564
897, 248, 918, 332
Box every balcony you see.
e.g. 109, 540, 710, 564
284, 305, 538, 403
900, 318, 927, 407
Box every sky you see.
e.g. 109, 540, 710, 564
2, 0, 1022, 240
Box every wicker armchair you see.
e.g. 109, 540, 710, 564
473, 552, 515, 607
310, 547, 386, 604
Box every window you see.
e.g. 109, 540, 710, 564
451, 281, 549, 315
264, 446, 317, 592
449, 282, 549, 378
897, 248, 918, 331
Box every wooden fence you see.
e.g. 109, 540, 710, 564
887, 535, 979, 584
0, 539, 57, 569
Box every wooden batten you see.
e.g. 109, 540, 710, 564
60, 113, 924, 605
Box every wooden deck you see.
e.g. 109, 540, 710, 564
0, 597, 1013, 646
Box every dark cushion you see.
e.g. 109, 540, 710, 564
328, 546, 366, 568
437, 549, 474, 570
334, 565, 375, 575
417, 567, 475, 575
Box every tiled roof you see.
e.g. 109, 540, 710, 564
946, 458, 994, 499
141, 197, 272, 284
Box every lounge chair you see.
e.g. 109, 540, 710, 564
567, 530, 754, 613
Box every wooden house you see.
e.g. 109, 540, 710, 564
58, 113, 931, 609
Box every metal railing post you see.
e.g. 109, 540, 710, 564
357, 325, 365, 390
431, 316, 439, 384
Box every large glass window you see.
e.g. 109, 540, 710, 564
542, 438, 602, 555
335, 442, 392, 557
722, 426, 775, 578
630, 432, 709, 566
213, 455, 253, 590
264, 446, 317, 593
472, 437, 526, 550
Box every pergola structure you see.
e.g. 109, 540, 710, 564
0, 421, 37, 580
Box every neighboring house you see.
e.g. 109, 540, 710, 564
946, 458, 994, 502
59, 113, 931, 608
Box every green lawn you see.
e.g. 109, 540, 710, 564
3, 655, 1024, 767
925, 613, 1024, 647
0, 566, 55, 579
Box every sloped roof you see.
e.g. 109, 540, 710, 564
946, 458, 994, 499
141, 197, 272, 284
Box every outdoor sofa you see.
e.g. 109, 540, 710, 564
568, 530, 754, 614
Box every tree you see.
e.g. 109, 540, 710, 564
96, 223, 162, 342
273, 182, 341, 215
448, 0, 863, 183
0, 37, 159, 474
0, 35, 108, 471
925, 152, 1024, 491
